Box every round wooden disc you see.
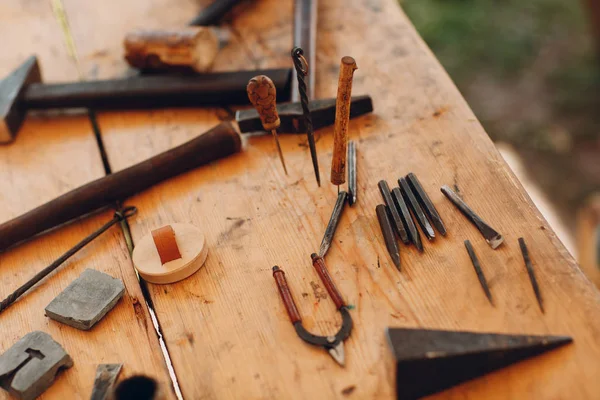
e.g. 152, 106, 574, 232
132, 223, 208, 284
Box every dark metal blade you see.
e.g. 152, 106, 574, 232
386, 327, 572, 400
399, 178, 435, 240
319, 191, 348, 257
406, 172, 447, 236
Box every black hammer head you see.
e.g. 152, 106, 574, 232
0, 56, 41, 144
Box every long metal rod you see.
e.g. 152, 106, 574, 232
464, 240, 494, 306
292, 0, 317, 102
0, 207, 136, 314
518, 238, 544, 313
319, 191, 348, 257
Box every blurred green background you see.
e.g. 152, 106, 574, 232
401, 0, 600, 238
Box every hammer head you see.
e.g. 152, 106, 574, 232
0, 56, 41, 144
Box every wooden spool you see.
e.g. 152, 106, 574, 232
124, 27, 219, 72
132, 223, 208, 284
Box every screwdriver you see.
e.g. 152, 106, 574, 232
246, 75, 288, 175
330, 56, 357, 193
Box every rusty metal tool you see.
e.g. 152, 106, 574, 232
331, 57, 357, 193
272, 255, 353, 366
90, 364, 123, 400
348, 141, 357, 205
399, 178, 435, 241
391, 187, 423, 252
0, 56, 291, 143
0, 122, 240, 251
441, 185, 504, 249
247, 75, 288, 175
0, 207, 136, 314
378, 181, 409, 244
376, 204, 401, 270
386, 327, 572, 400
292, 0, 317, 101
319, 191, 348, 257
236, 95, 373, 134
406, 173, 447, 236
292, 47, 320, 186
464, 240, 494, 306
518, 238, 544, 313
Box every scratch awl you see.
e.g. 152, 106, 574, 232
441, 185, 504, 249
376, 204, 401, 271
246, 75, 288, 175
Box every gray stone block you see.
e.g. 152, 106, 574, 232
45, 269, 125, 330
0, 331, 73, 400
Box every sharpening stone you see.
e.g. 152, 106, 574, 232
45, 269, 125, 330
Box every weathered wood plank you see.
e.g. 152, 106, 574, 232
0, 2, 172, 398
64, 0, 600, 398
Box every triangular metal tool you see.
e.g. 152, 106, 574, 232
0, 55, 41, 143
386, 327, 572, 400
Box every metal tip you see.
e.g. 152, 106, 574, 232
487, 235, 504, 249
272, 266, 280, 272
328, 342, 346, 367
271, 129, 288, 175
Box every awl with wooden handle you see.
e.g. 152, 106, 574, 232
247, 75, 288, 175
331, 56, 357, 192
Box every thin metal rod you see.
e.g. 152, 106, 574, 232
518, 238, 544, 313
319, 191, 348, 257
348, 141, 357, 206
378, 180, 409, 244
292, 47, 320, 186
392, 188, 423, 252
271, 129, 288, 175
0, 207, 137, 314
292, 0, 317, 102
400, 178, 435, 241
376, 204, 401, 271
464, 240, 494, 306
406, 173, 446, 236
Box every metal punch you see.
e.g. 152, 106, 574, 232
272, 254, 353, 366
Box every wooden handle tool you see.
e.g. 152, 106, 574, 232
331, 56, 357, 189
124, 27, 219, 73
247, 75, 288, 175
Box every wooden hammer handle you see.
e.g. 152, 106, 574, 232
0, 122, 241, 252
330, 56, 357, 186
247, 75, 281, 131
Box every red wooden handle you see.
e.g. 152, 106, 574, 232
311, 254, 345, 309
272, 266, 301, 323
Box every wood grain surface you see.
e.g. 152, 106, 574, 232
2, 0, 600, 399
0, 2, 172, 399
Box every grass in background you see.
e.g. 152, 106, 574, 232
401, 0, 600, 229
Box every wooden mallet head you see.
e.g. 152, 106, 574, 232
0, 56, 41, 144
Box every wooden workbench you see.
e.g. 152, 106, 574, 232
1, 0, 600, 398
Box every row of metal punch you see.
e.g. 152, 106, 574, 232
376, 173, 544, 312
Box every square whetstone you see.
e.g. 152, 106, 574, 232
45, 269, 125, 330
